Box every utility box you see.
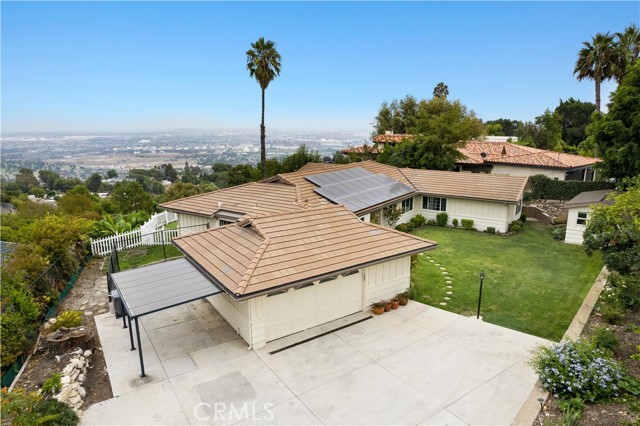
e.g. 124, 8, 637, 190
111, 289, 123, 318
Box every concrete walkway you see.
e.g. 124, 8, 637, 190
83, 300, 548, 425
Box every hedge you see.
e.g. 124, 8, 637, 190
525, 174, 615, 201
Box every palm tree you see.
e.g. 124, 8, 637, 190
613, 24, 640, 83
433, 82, 449, 99
574, 32, 616, 112
246, 38, 282, 178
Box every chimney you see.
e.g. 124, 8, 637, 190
385, 130, 393, 135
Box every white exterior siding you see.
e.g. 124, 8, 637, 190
491, 164, 566, 180
204, 256, 413, 349
396, 195, 516, 233
363, 257, 411, 306
177, 213, 211, 236
565, 207, 590, 245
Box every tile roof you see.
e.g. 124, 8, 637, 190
401, 169, 529, 203
173, 204, 436, 298
564, 189, 615, 209
458, 141, 599, 169
159, 182, 300, 217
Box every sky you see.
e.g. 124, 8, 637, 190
2, 1, 638, 134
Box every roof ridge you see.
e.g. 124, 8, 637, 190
235, 237, 271, 296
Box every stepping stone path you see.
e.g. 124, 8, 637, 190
421, 256, 455, 307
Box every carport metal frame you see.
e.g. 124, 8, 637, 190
109, 258, 223, 377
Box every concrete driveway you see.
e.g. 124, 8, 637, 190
82, 300, 548, 425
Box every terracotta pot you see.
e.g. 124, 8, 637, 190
373, 306, 385, 315
399, 298, 408, 306
384, 301, 392, 312
391, 300, 400, 309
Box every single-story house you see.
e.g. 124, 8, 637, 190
343, 135, 599, 181
172, 205, 436, 348
160, 161, 530, 234
564, 189, 614, 245
457, 140, 600, 181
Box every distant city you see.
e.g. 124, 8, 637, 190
0, 130, 370, 179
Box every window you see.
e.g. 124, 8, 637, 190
577, 212, 588, 225
401, 198, 413, 212
423, 197, 447, 211
516, 200, 522, 215
219, 219, 235, 226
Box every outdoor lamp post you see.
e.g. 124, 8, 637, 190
476, 271, 485, 319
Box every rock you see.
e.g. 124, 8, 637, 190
61, 376, 71, 385
73, 348, 83, 355
48, 318, 57, 325
84, 311, 93, 316
69, 394, 82, 405
62, 364, 74, 375
55, 355, 61, 363
83, 349, 92, 357
78, 374, 85, 383
78, 386, 86, 397
70, 370, 79, 382
44, 322, 51, 330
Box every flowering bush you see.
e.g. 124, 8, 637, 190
530, 339, 624, 402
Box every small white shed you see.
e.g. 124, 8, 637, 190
564, 189, 614, 245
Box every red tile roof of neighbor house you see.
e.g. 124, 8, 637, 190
458, 141, 600, 169
172, 204, 437, 297
372, 134, 415, 143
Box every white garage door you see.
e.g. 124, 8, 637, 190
265, 271, 363, 342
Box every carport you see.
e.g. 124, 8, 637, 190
109, 258, 223, 377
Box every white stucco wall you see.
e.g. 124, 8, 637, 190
206, 293, 252, 345
491, 164, 567, 180
396, 195, 517, 233
565, 207, 590, 245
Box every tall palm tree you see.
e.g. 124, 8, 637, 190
433, 82, 449, 99
574, 32, 616, 112
246, 38, 282, 178
613, 24, 640, 83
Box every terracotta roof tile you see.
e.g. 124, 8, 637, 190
372, 134, 414, 143
458, 141, 600, 169
173, 205, 436, 297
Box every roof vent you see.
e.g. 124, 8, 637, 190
480, 152, 487, 158
501, 146, 507, 155
217, 202, 223, 209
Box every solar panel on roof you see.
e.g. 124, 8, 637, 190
305, 167, 414, 212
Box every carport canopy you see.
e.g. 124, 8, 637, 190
110, 257, 223, 377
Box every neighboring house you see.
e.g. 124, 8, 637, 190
457, 140, 599, 181
161, 161, 530, 234
564, 189, 614, 245
172, 205, 436, 348
343, 135, 599, 182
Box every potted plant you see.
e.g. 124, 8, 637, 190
372, 301, 385, 315
384, 300, 392, 312
397, 291, 409, 306
391, 298, 400, 309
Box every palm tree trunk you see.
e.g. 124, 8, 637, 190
260, 88, 266, 179
595, 77, 601, 113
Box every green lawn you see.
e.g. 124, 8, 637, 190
117, 245, 183, 271
411, 222, 602, 341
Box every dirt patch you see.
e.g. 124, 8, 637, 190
13, 257, 113, 406
535, 309, 640, 426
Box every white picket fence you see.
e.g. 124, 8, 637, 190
90, 211, 178, 256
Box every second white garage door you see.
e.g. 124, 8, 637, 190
265, 271, 363, 342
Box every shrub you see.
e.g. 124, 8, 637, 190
52, 310, 82, 331
410, 214, 426, 227
486, 227, 496, 234
452, 218, 459, 227
530, 339, 624, 402
427, 219, 437, 226
510, 222, 521, 233
590, 327, 620, 355
435, 212, 448, 227
461, 219, 474, 230
395, 224, 409, 233
552, 226, 566, 240
525, 174, 615, 201
405, 222, 416, 232
42, 373, 62, 395
33, 399, 79, 426
607, 272, 640, 310
599, 300, 626, 325
519, 213, 527, 223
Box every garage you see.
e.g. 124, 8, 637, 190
265, 271, 363, 341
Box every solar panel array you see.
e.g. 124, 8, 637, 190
305, 167, 415, 212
